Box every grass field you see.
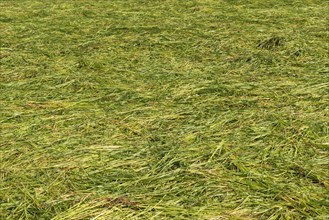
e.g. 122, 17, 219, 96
1, 0, 329, 219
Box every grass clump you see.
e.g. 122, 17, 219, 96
1, 0, 328, 219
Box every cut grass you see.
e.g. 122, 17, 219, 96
1, 0, 329, 219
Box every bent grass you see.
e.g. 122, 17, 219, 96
1, 0, 328, 219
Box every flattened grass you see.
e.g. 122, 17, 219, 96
1, 0, 328, 219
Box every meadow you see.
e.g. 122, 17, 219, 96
1, 0, 328, 219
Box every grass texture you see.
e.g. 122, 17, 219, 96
1, 0, 329, 219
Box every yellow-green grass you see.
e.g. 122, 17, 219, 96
1, 0, 328, 219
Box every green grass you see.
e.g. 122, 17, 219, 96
1, 0, 328, 219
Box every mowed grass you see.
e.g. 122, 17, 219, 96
1, 0, 328, 219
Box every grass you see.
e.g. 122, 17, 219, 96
0, 0, 328, 219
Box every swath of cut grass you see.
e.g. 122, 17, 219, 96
1, 0, 329, 219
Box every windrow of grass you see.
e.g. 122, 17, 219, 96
1, 0, 328, 219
